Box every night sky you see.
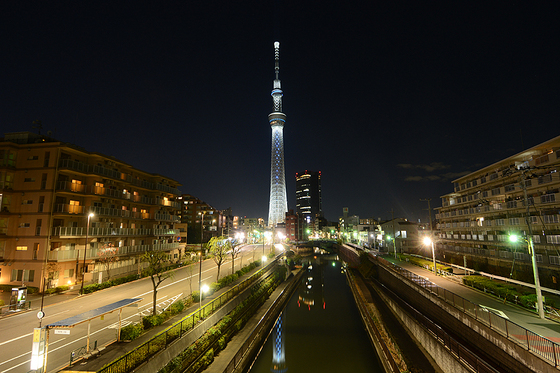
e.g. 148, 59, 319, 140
2, 2, 559, 223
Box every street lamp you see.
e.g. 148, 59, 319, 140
80, 213, 94, 295
509, 234, 545, 319
199, 283, 209, 318
422, 236, 437, 277
198, 250, 202, 307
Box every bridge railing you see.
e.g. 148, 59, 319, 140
377, 256, 560, 368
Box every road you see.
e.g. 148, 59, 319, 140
0, 244, 275, 373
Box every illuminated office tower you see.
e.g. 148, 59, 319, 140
295, 170, 322, 224
268, 41, 288, 227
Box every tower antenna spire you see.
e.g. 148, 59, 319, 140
268, 41, 288, 227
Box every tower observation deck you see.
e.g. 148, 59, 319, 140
268, 41, 288, 227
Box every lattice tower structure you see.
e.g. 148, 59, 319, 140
268, 41, 288, 227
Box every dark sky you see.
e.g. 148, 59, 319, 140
2, 2, 559, 223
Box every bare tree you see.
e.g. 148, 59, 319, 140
97, 242, 118, 281
142, 250, 173, 316
208, 236, 228, 281
229, 238, 243, 275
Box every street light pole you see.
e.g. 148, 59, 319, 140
198, 251, 202, 311
521, 171, 545, 319
423, 236, 437, 276
80, 213, 94, 295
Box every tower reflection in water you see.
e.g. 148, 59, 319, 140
270, 312, 287, 373
298, 258, 325, 311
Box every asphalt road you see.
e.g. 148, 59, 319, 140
0, 244, 273, 373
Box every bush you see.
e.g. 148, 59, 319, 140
120, 322, 144, 341
55, 285, 69, 293
142, 314, 165, 329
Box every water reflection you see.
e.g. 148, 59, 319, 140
270, 312, 287, 373
248, 255, 382, 373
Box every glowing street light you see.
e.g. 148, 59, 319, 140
509, 234, 545, 319
422, 236, 437, 276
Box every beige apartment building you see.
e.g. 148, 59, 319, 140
0, 132, 181, 291
436, 135, 560, 288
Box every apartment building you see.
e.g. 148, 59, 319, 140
0, 132, 181, 291
436, 135, 560, 287
179, 194, 224, 244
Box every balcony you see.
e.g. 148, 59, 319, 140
51, 227, 178, 237
56, 181, 85, 193
48, 242, 180, 261
54, 203, 84, 214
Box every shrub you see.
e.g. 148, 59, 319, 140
120, 322, 144, 341
55, 285, 69, 293
169, 300, 185, 314
0, 300, 4, 307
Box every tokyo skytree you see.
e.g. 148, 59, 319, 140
268, 41, 288, 227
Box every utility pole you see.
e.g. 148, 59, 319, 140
521, 171, 545, 319
391, 209, 396, 259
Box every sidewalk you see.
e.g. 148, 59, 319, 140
381, 255, 560, 342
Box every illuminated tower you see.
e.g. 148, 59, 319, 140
268, 41, 288, 227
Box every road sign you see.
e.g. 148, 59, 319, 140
54, 329, 70, 335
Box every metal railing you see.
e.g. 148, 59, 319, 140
377, 257, 560, 367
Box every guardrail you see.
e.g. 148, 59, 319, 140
377, 256, 560, 368
98, 259, 276, 373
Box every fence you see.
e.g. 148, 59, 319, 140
98, 260, 275, 373
377, 257, 560, 368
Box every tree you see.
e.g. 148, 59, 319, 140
208, 236, 229, 281
97, 242, 118, 281
229, 238, 243, 275
142, 250, 173, 316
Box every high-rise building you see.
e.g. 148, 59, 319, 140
0, 131, 181, 291
295, 170, 322, 223
268, 41, 288, 227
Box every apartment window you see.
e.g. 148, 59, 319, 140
535, 254, 543, 263
24, 177, 35, 182
16, 246, 28, 251
36, 219, 42, 236
550, 256, 560, 266
22, 200, 33, 205
505, 184, 516, 192
541, 194, 556, 204
506, 201, 517, 209
524, 179, 532, 188
63, 269, 74, 278
535, 154, 550, 166
27, 155, 38, 160
38, 196, 45, 212
19, 223, 30, 228
489, 173, 498, 180
543, 215, 560, 224
496, 219, 506, 226
481, 177, 486, 184
547, 235, 560, 244
44, 151, 50, 167
11, 269, 34, 282
491, 187, 501, 196
482, 191, 489, 198
493, 203, 503, 210
538, 174, 553, 185
533, 235, 541, 244
33, 243, 39, 259
40, 173, 47, 189
514, 252, 526, 260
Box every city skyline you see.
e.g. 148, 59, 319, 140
2, 2, 559, 222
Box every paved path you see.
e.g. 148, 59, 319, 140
382, 256, 560, 343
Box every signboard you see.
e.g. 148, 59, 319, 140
54, 329, 70, 335
30, 327, 46, 370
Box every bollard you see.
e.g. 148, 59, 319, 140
70, 351, 75, 366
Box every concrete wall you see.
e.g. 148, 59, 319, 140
376, 262, 556, 373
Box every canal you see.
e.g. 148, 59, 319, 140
246, 255, 383, 373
